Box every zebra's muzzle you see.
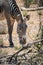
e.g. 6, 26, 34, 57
19, 37, 26, 45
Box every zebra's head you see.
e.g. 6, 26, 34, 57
17, 18, 27, 45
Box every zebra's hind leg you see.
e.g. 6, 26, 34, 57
4, 10, 14, 47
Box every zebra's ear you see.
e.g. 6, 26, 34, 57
26, 15, 30, 20
23, 15, 30, 21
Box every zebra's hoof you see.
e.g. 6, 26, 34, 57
10, 44, 14, 47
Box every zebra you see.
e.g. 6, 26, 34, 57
0, 0, 27, 47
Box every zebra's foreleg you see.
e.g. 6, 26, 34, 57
4, 11, 14, 47
8, 21, 14, 47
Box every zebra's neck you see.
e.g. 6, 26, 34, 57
8, 0, 23, 22
8, 0, 21, 16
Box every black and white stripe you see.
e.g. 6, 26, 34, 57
8, 0, 21, 16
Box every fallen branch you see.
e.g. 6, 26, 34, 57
21, 7, 43, 11
10, 39, 43, 61
0, 39, 43, 64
